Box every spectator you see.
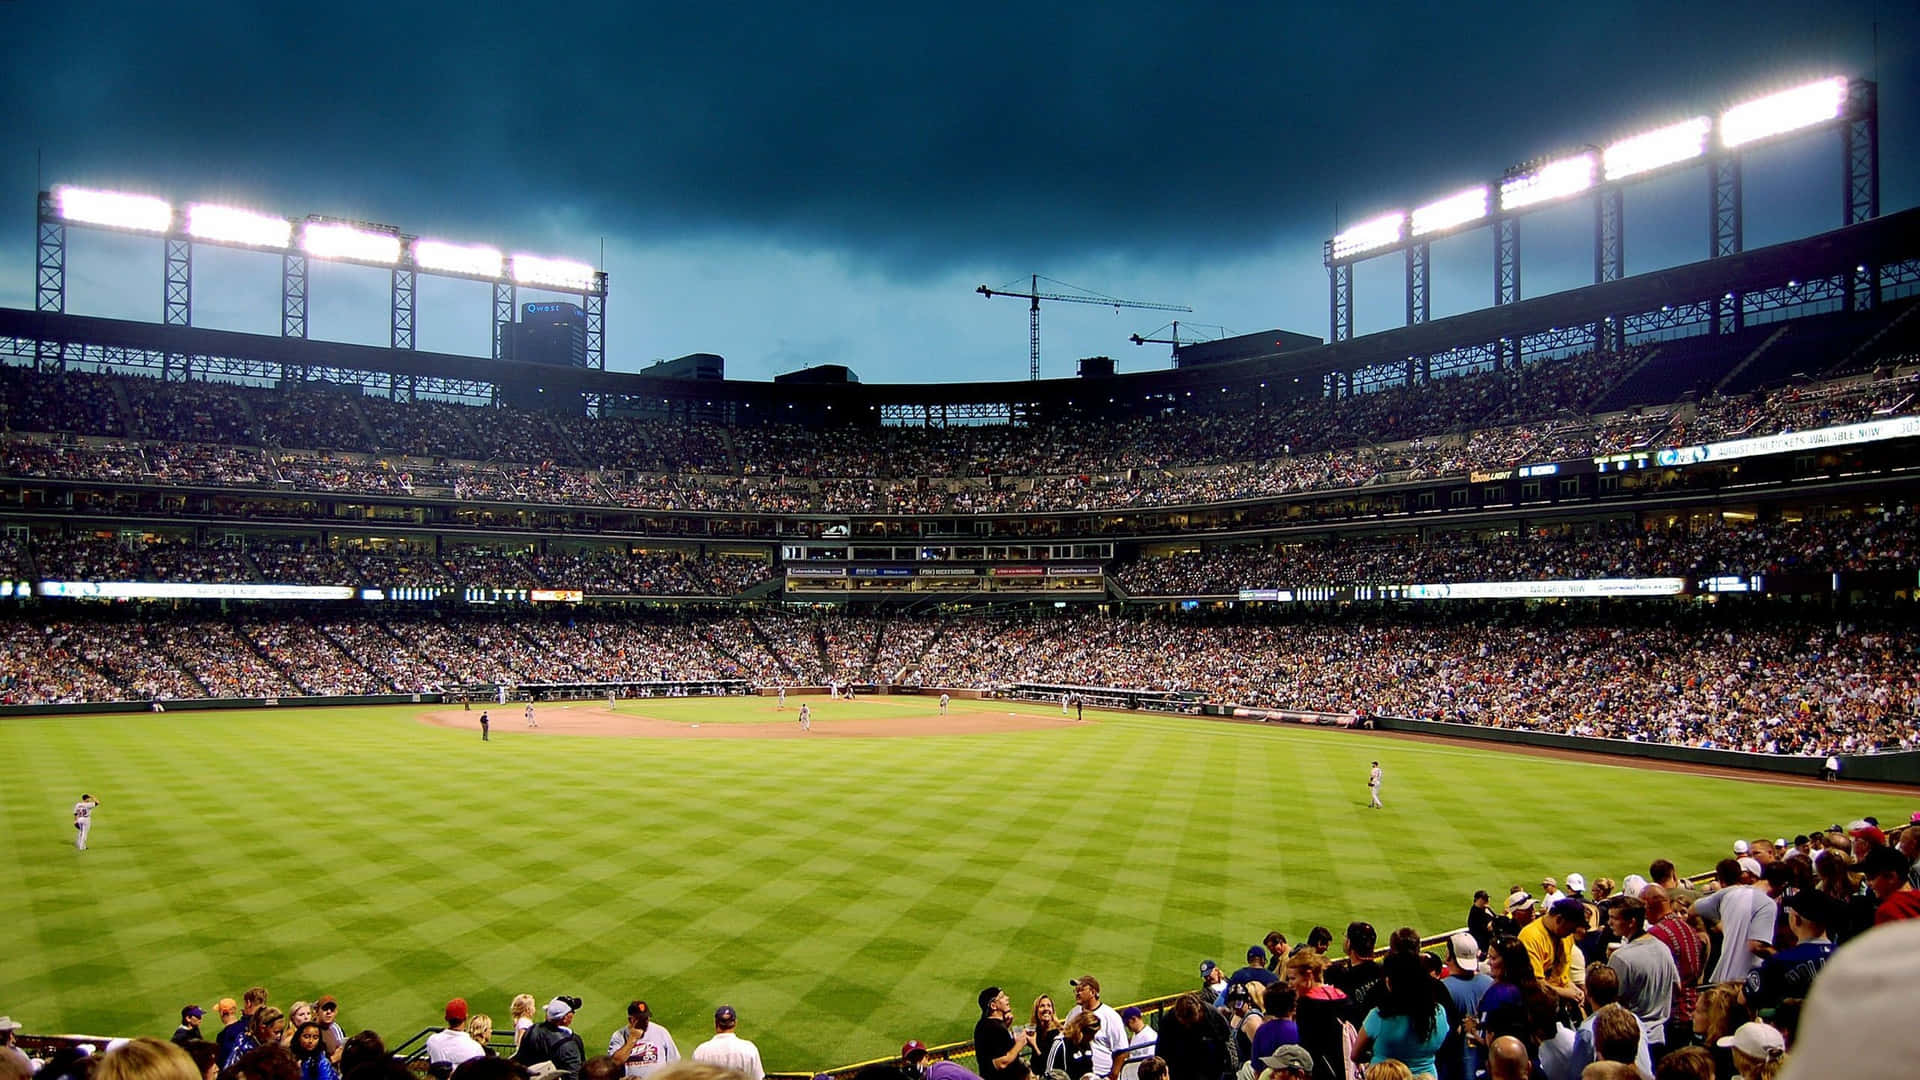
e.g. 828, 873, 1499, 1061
1145, 994, 1229, 1080
1353, 952, 1447, 1079
175, 1009, 208, 1048
973, 988, 1032, 1080
688, 1007, 761, 1080
1062, 978, 1128, 1080
1440, 934, 1492, 1080
508, 998, 538, 1053
1603, 896, 1677, 1055
1027, 996, 1062, 1080
1741, 890, 1837, 1018
514, 998, 587, 1080
1695, 861, 1780, 984
96, 1038, 199, 1080
1519, 901, 1588, 1007
1282, 952, 1351, 1080
425, 1001, 484, 1076
289, 1025, 340, 1080
1860, 847, 1920, 923
607, 1002, 679, 1080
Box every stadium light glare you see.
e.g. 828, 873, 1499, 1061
186, 203, 292, 249
1499, 153, 1595, 211
1329, 211, 1405, 260
415, 239, 504, 278
1604, 117, 1711, 181
1719, 76, 1847, 148
302, 221, 401, 265
55, 186, 174, 233
1410, 186, 1488, 237
512, 253, 597, 291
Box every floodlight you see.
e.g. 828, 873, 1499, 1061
186, 203, 292, 249
1410, 186, 1488, 237
414, 239, 504, 278
1604, 117, 1710, 181
1329, 211, 1405, 260
1720, 77, 1847, 148
512, 253, 597, 291
302, 221, 401, 264
1499, 153, 1594, 211
55, 186, 173, 233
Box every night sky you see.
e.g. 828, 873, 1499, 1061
1, 2, 1913, 384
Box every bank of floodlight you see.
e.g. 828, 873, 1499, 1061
186, 203, 292, 249
302, 221, 401, 265
1499, 153, 1595, 211
414, 239, 504, 279
1410, 186, 1489, 237
1720, 76, 1847, 148
1604, 117, 1711, 181
55, 186, 173, 233
511, 253, 597, 291
1330, 212, 1405, 260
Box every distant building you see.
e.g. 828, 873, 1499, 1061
1175, 329, 1320, 368
500, 302, 588, 413
643, 353, 725, 380
1077, 356, 1115, 378
773, 364, 860, 385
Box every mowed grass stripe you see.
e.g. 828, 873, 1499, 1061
2, 703, 1902, 1066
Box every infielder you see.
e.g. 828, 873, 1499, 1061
798, 703, 811, 732
480, 710, 490, 741
938, 693, 950, 715
1061, 693, 1070, 716
525, 702, 537, 728
1368, 761, 1383, 808
496, 685, 508, 706
74, 793, 100, 850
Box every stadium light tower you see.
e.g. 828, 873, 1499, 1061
1319, 74, 1877, 352
34, 187, 612, 373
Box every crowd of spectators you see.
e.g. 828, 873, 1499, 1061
1117, 507, 1919, 595
4, 358, 1913, 519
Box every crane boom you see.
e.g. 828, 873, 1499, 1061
977, 274, 1192, 380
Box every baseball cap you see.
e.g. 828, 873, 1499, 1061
1247, 945, 1267, 962
1783, 889, 1840, 926
1565, 873, 1586, 893
1199, 960, 1218, 978
1738, 857, 1764, 878
316, 996, 337, 1010
1910, 811, 1920, 826
0, 1018, 20, 1033
1775, 838, 1788, 850
1717, 1021, 1785, 1058
714, 1005, 737, 1024
1854, 825, 1889, 847
1225, 984, 1253, 1004
1069, 975, 1101, 995
1120, 1007, 1143, 1023
445, 999, 469, 1025
545, 996, 580, 1021
1859, 846, 1913, 878
901, 1041, 927, 1061
182, 1006, 204, 1020
1447, 932, 1479, 972
978, 987, 1002, 1014
1258, 1046, 1313, 1073
1733, 840, 1750, 855
1621, 874, 1648, 898
1505, 890, 1535, 913
1549, 898, 1588, 923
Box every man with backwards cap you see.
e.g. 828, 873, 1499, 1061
972, 988, 1031, 1080
514, 996, 587, 1080
690, 1005, 763, 1080
608, 1000, 679, 1080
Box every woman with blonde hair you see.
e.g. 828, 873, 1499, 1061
95, 1038, 200, 1080
509, 995, 537, 1050
466, 1015, 495, 1058
1361, 1063, 1412, 1080
1053, 1010, 1100, 1080
1028, 994, 1062, 1078
1692, 985, 1747, 1080
283, 1004, 316, 1049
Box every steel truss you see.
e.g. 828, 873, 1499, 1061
282, 253, 308, 339
492, 281, 516, 362
1406, 243, 1430, 326
1329, 263, 1353, 343
1622, 300, 1714, 343
391, 266, 416, 350
1425, 341, 1500, 380
880, 401, 1017, 426
36, 192, 65, 314
584, 275, 606, 370
0, 334, 492, 403
1743, 275, 1847, 327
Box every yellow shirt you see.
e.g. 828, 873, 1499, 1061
1518, 918, 1572, 986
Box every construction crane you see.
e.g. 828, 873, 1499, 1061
977, 274, 1191, 380
1129, 321, 1227, 367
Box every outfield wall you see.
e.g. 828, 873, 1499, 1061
1368, 715, 1920, 785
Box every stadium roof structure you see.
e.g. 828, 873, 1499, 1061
4, 207, 1918, 425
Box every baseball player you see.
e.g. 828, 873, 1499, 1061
480, 710, 490, 741
497, 685, 508, 706
525, 702, 537, 728
74, 793, 100, 850
938, 693, 950, 715
776, 685, 786, 711
798, 702, 811, 732
1368, 761, 1383, 808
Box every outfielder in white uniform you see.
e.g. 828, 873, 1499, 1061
939, 693, 950, 715
525, 703, 537, 728
798, 703, 811, 732
74, 794, 100, 850
776, 686, 786, 710
1368, 762, 1383, 808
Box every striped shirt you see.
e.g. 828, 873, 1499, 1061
1647, 912, 1702, 1021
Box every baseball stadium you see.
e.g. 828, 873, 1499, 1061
2, 48, 1919, 1080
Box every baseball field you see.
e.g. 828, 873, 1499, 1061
0, 695, 1903, 1071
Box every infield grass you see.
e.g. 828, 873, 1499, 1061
0, 697, 1900, 1070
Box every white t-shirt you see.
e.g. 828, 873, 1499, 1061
425, 1029, 484, 1069
1063, 1003, 1128, 1077
691, 1032, 764, 1080
607, 1024, 680, 1079
1117, 1026, 1158, 1080
1696, 885, 1778, 984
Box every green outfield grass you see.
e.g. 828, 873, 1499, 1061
0, 698, 1902, 1071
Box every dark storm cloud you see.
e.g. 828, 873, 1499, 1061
4, 1, 1908, 281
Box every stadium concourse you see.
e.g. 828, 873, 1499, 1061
5, 826, 1919, 1080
